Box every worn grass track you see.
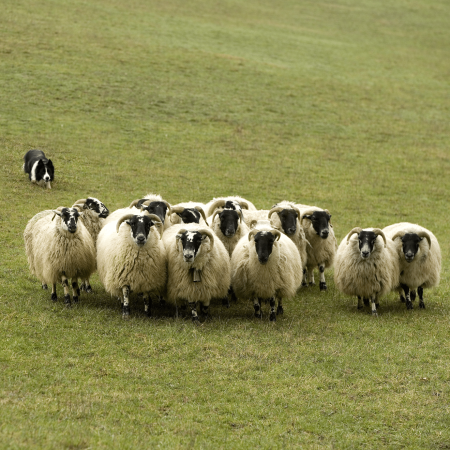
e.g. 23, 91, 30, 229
1, 0, 450, 448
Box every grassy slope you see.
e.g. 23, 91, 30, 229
1, 0, 450, 448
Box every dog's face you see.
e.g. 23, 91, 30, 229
36, 159, 54, 183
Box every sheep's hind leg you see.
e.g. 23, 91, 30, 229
200, 303, 210, 319
61, 274, 71, 306
83, 278, 93, 293
122, 286, 130, 318
418, 286, 425, 309
144, 294, 152, 317
71, 279, 79, 303
253, 298, 262, 319
269, 297, 277, 321
357, 296, 363, 309
277, 297, 283, 315
401, 283, 413, 310
51, 284, 57, 302
188, 301, 199, 323
308, 270, 315, 286
318, 264, 327, 291
410, 290, 416, 302
302, 269, 308, 287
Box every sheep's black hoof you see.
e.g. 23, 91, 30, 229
254, 312, 262, 319
419, 302, 425, 309
73, 296, 79, 304
269, 312, 276, 321
319, 282, 327, 291
410, 291, 416, 301
277, 305, 284, 315
122, 305, 130, 318
64, 295, 71, 307
406, 300, 413, 310
42, 284, 48, 290
363, 298, 370, 307
222, 297, 230, 308
400, 295, 406, 303
85, 286, 93, 294
192, 316, 199, 324
51, 293, 57, 302
302, 281, 308, 287
76, 288, 80, 296
309, 282, 316, 287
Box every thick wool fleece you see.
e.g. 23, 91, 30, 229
24, 210, 96, 285
383, 222, 441, 290
296, 204, 336, 271
96, 219, 167, 298
163, 224, 231, 306
334, 229, 400, 299
80, 209, 105, 242
231, 226, 302, 301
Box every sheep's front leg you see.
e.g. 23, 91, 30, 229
302, 269, 308, 287
200, 303, 209, 318
318, 264, 327, 291
81, 278, 93, 293
357, 296, 363, 309
269, 297, 277, 321
61, 274, 71, 306
401, 283, 412, 310
371, 294, 378, 317
308, 270, 315, 286
418, 286, 425, 309
188, 301, 199, 323
51, 284, 57, 302
253, 298, 262, 319
277, 298, 283, 315
42, 282, 48, 290
71, 279, 79, 303
222, 290, 230, 308
122, 286, 130, 318
410, 290, 416, 302
144, 294, 152, 317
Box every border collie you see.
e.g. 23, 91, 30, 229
23, 149, 55, 189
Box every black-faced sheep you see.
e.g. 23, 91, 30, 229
231, 222, 303, 321
334, 227, 400, 315
24, 207, 96, 305
383, 222, 441, 309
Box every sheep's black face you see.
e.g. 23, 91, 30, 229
218, 209, 240, 237
85, 197, 109, 218
401, 233, 422, 263
126, 215, 154, 246
278, 209, 298, 235
142, 201, 168, 224
177, 208, 201, 224
60, 208, 80, 234
358, 231, 378, 259
254, 231, 276, 264
305, 211, 331, 239
177, 231, 205, 263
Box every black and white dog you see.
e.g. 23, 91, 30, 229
23, 149, 55, 189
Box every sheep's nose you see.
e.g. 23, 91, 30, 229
405, 252, 415, 262
321, 230, 329, 238
136, 235, 146, 245
287, 227, 296, 235
361, 251, 370, 259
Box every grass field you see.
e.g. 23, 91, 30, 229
2, 0, 450, 448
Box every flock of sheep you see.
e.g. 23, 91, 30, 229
24, 194, 441, 321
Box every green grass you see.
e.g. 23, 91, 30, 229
1, 0, 450, 448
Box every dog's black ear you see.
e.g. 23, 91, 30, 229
37, 159, 45, 169
47, 159, 54, 171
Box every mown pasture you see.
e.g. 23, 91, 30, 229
1, 0, 450, 448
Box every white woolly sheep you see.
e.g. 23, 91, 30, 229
334, 227, 400, 315
205, 196, 257, 217
72, 197, 110, 293
24, 207, 96, 305
166, 202, 208, 228
96, 212, 167, 318
383, 222, 441, 309
231, 222, 303, 321
162, 223, 231, 322
296, 204, 337, 291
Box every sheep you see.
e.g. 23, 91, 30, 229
334, 227, 400, 315
72, 197, 110, 293
231, 221, 303, 321
162, 223, 230, 322
205, 196, 257, 217
96, 212, 167, 318
296, 204, 337, 291
24, 207, 96, 305
104, 193, 172, 230
166, 202, 208, 228
382, 222, 441, 309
